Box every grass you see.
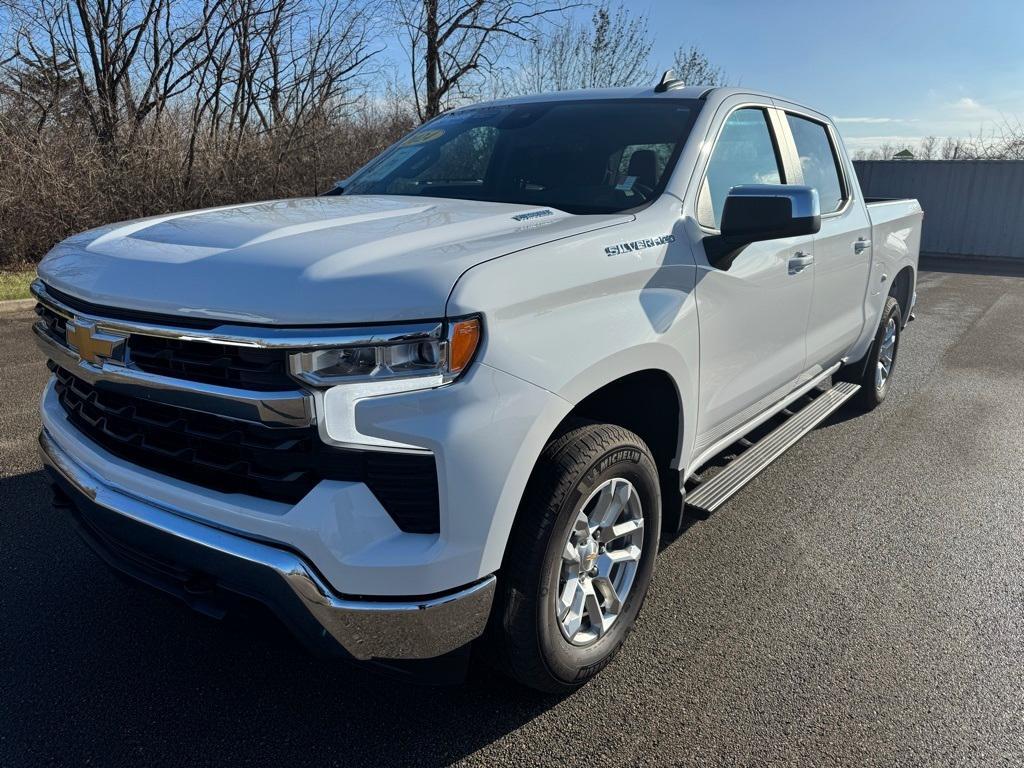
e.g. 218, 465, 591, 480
0, 269, 35, 302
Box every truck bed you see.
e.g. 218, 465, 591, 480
864, 196, 917, 205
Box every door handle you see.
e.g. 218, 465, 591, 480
854, 237, 871, 254
788, 252, 814, 275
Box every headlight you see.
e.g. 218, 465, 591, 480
288, 316, 482, 389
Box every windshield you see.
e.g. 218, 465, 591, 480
342, 99, 701, 215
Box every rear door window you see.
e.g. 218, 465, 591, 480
785, 114, 846, 213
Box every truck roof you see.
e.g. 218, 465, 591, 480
456, 86, 829, 125
472, 86, 784, 107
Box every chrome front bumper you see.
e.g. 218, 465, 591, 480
39, 429, 496, 661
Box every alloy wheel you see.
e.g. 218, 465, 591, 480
876, 317, 897, 390
555, 477, 644, 646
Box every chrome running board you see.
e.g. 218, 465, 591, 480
685, 381, 860, 515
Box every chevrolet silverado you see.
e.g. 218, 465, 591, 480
34, 76, 922, 693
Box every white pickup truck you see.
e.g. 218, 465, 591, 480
34, 79, 921, 693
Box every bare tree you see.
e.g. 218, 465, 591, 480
1, 0, 744, 268
511, 2, 651, 95
0, 0, 394, 267
671, 45, 726, 86
4, 0, 381, 148
917, 135, 937, 160
860, 121, 1024, 162
964, 119, 1024, 160
394, 0, 574, 120
1, 0, 228, 147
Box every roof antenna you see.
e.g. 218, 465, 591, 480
655, 69, 684, 93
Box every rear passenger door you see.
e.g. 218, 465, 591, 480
778, 108, 872, 367
691, 104, 815, 454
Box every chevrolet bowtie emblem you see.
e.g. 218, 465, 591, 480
65, 320, 127, 366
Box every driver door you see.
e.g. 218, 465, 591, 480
692, 105, 814, 457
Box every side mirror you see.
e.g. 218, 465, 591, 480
703, 185, 821, 270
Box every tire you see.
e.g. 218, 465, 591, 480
846, 295, 902, 411
489, 421, 662, 694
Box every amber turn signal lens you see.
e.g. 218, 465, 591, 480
448, 317, 481, 374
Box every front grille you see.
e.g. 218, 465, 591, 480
35, 303, 68, 345
129, 336, 292, 391
35, 301, 294, 391
51, 366, 440, 533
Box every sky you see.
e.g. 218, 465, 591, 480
631, 0, 1024, 153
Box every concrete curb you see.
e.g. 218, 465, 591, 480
0, 298, 35, 314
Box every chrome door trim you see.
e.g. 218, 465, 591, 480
771, 99, 856, 220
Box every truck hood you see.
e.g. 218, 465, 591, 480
37, 195, 631, 325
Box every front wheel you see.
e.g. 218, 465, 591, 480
490, 422, 661, 694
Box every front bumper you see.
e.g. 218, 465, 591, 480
40, 428, 496, 661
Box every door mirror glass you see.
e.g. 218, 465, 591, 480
704, 185, 821, 270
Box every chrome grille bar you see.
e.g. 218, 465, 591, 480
31, 280, 442, 350
33, 322, 314, 428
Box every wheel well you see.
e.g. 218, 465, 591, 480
557, 370, 683, 512
891, 266, 914, 323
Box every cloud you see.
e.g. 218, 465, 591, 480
834, 117, 901, 124
947, 97, 1001, 120
950, 97, 983, 111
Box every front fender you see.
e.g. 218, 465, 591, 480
448, 197, 700, 483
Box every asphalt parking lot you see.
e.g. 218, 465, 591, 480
2, 262, 1023, 767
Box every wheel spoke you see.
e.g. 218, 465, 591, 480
561, 578, 586, 637
587, 482, 618, 531
606, 517, 644, 542
592, 574, 623, 615
583, 582, 610, 637
598, 545, 642, 575
558, 574, 578, 617
562, 538, 580, 564
589, 478, 631, 531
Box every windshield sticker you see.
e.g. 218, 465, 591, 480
615, 176, 637, 192
512, 209, 554, 221
401, 128, 445, 147
605, 234, 675, 257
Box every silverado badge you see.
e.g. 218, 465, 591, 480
604, 234, 676, 256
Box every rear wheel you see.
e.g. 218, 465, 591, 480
844, 295, 902, 411
490, 422, 661, 694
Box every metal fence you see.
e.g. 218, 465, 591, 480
853, 160, 1024, 260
